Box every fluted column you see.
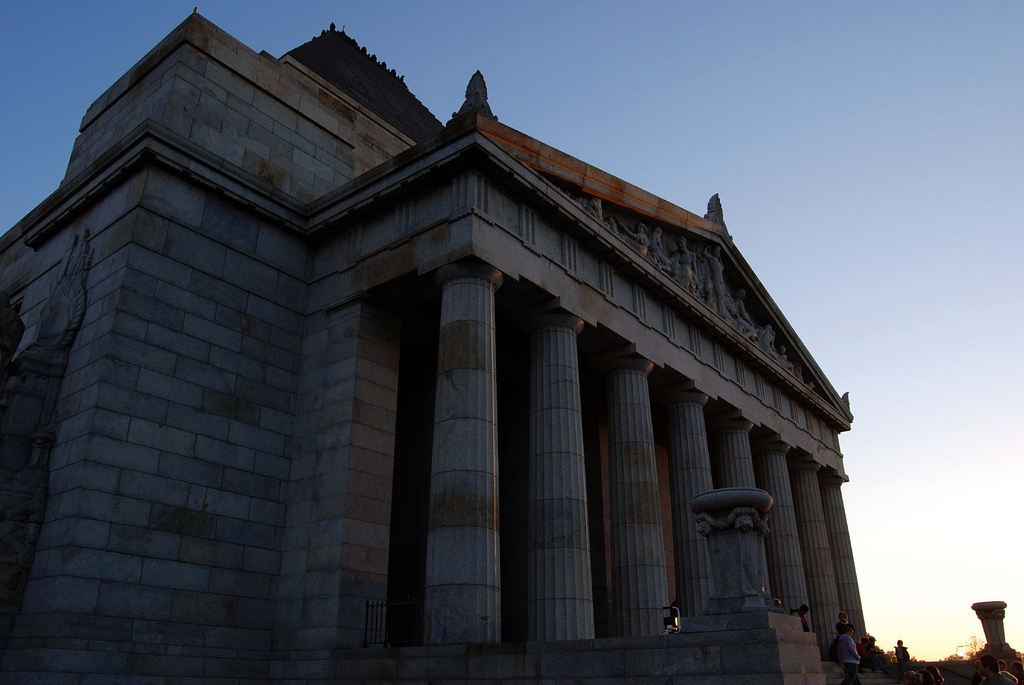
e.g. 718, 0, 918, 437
601, 355, 669, 636
423, 262, 503, 645
820, 470, 865, 636
712, 416, 770, 598
663, 389, 714, 617
789, 459, 840, 657
753, 438, 809, 610
525, 311, 594, 641
713, 417, 756, 488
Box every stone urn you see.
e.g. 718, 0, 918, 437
690, 487, 776, 614
972, 601, 1018, 659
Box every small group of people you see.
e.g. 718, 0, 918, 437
900, 664, 945, 685
820, 608, 1023, 685
833, 610, 888, 685
962, 655, 1024, 684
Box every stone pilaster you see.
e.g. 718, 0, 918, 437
663, 389, 714, 617
601, 355, 669, 637
753, 438, 810, 611
713, 417, 756, 489
423, 262, 503, 645
789, 459, 840, 657
524, 311, 594, 641
819, 470, 866, 637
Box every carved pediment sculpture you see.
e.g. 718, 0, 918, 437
565, 189, 803, 380
704, 193, 726, 227
452, 70, 496, 120
0, 230, 91, 613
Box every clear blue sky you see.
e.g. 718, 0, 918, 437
2, 1, 1022, 660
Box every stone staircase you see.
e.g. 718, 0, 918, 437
822, 661, 900, 685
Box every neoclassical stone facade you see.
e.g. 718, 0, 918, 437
0, 13, 862, 682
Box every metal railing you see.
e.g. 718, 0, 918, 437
363, 596, 424, 647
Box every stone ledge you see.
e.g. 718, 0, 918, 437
324, 613, 823, 683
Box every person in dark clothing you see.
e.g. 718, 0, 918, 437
791, 604, 810, 632
835, 610, 856, 636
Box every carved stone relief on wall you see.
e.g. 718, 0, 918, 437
566, 191, 802, 380
0, 231, 92, 612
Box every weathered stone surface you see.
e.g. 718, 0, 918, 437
424, 263, 503, 646
0, 10, 856, 683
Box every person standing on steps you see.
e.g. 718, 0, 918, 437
896, 639, 911, 680
838, 625, 861, 685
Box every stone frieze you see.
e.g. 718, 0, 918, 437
566, 191, 803, 380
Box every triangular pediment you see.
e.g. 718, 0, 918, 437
467, 117, 849, 421
549, 178, 848, 420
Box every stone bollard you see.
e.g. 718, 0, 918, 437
971, 601, 1018, 659
690, 487, 778, 614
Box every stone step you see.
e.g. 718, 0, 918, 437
821, 661, 899, 685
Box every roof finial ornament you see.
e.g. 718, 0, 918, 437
452, 70, 496, 121
704, 193, 726, 227
330, 22, 336, 31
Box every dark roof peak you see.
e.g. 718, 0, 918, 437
286, 26, 443, 143
314, 24, 406, 84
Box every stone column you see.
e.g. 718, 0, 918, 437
972, 601, 1017, 659
663, 389, 714, 617
753, 438, 810, 611
712, 416, 771, 598
690, 488, 776, 614
524, 311, 594, 641
789, 459, 841, 657
820, 470, 866, 636
602, 355, 669, 636
713, 417, 757, 489
423, 262, 503, 645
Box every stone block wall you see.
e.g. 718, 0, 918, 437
64, 14, 415, 203
2, 165, 309, 680
272, 297, 400, 679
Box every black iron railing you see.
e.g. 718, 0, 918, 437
363, 596, 424, 647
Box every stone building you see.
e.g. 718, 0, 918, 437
0, 13, 862, 683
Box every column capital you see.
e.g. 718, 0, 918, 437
787, 457, 822, 474
709, 411, 752, 434
753, 434, 790, 456
435, 261, 504, 289
592, 345, 653, 375
655, 382, 709, 407
521, 310, 585, 335
818, 467, 849, 486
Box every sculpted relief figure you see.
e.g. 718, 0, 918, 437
703, 245, 727, 315
0, 231, 92, 612
724, 288, 757, 338
670, 237, 697, 292
648, 225, 672, 270
621, 221, 650, 257
570, 192, 604, 222
756, 323, 777, 353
